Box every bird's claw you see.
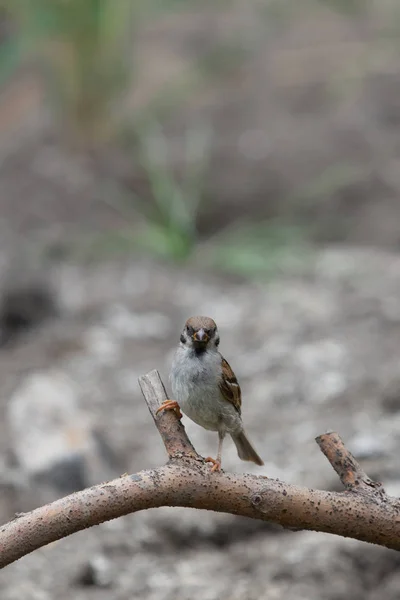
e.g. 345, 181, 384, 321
156, 400, 183, 420
205, 457, 221, 472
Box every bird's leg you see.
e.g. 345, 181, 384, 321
156, 400, 183, 419
206, 430, 225, 472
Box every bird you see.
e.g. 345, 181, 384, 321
156, 315, 264, 472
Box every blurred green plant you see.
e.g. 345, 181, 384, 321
290, 163, 367, 207
0, 0, 322, 277
0, 9, 23, 86
0, 0, 239, 145
200, 220, 312, 279
313, 0, 370, 16
131, 121, 211, 260
0, 0, 137, 145
78, 119, 212, 262
61, 217, 313, 280
69, 119, 314, 278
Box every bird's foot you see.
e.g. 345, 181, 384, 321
205, 457, 221, 472
156, 400, 183, 420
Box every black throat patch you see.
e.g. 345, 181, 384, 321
193, 345, 207, 357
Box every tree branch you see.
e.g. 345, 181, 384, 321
316, 432, 386, 495
138, 370, 197, 458
1, 369, 400, 569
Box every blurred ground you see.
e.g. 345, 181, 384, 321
1, 250, 400, 599
1, 2, 400, 248
0, 1, 400, 599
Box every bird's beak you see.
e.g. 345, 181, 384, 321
193, 328, 209, 343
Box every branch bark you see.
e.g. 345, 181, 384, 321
1, 369, 399, 569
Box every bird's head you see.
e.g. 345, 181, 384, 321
179, 316, 219, 353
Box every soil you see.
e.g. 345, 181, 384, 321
0, 250, 400, 599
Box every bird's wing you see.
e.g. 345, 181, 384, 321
219, 355, 242, 414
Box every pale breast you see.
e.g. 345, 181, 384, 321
170, 347, 242, 433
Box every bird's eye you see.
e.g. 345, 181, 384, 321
215, 336, 220, 346
186, 326, 194, 336
180, 334, 186, 344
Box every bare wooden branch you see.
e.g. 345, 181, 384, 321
1, 369, 400, 570
138, 370, 197, 458
316, 432, 386, 495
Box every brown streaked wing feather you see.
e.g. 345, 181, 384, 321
219, 355, 242, 414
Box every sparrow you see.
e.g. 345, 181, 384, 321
156, 316, 264, 472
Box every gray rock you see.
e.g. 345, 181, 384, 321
77, 554, 114, 588
7, 370, 90, 475
6, 369, 117, 507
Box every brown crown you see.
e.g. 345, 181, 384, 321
185, 316, 217, 331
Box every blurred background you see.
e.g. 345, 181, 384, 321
1, 0, 400, 598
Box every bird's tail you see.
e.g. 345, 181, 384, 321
231, 431, 264, 466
